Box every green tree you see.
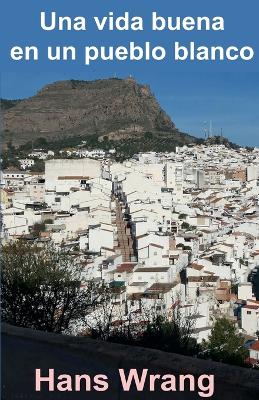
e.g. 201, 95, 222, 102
181, 222, 196, 231
30, 222, 46, 237
182, 222, 190, 230
231, 283, 238, 295
1, 241, 107, 333
139, 315, 199, 356
144, 132, 153, 140
1, 140, 20, 170
92, 299, 200, 357
34, 137, 48, 148
30, 159, 45, 172
202, 317, 248, 366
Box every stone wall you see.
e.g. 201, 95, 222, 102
2, 323, 259, 399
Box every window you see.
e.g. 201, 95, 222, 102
247, 311, 252, 315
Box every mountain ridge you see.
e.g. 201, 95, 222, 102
2, 77, 198, 148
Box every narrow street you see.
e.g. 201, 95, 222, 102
115, 199, 134, 262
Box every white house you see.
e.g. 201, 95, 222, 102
241, 302, 259, 335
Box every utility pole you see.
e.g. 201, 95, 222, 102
209, 120, 213, 138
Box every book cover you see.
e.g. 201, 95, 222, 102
1, 1, 259, 399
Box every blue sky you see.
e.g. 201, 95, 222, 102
1, 0, 259, 146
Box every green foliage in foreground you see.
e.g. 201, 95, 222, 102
1, 241, 107, 333
139, 315, 199, 356
92, 314, 200, 357
201, 317, 248, 366
1, 242, 250, 368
